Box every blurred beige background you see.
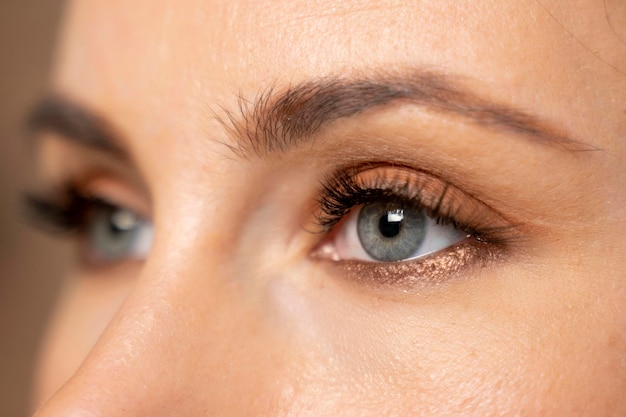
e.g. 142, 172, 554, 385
0, 2, 67, 416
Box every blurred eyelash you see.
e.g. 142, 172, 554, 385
316, 164, 517, 245
23, 185, 112, 235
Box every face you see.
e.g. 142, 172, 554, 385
30, 1, 626, 416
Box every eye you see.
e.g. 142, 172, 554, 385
85, 204, 153, 264
24, 185, 153, 266
332, 200, 468, 262
313, 164, 518, 275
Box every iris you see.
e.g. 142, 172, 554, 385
357, 202, 426, 262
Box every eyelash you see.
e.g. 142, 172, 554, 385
315, 164, 510, 246
24, 185, 114, 235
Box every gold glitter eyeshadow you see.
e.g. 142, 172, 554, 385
317, 241, 503, 290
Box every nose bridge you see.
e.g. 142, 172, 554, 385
34, 240, 289, 416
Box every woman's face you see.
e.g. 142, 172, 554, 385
32, 1, 626, 416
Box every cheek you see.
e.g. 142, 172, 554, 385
34, 260, 626, 415
276, 265, 626, 415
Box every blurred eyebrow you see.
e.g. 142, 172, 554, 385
26, 94, 125, 157
219, 70, 595, 156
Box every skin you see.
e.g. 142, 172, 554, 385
32, 0, 626, 416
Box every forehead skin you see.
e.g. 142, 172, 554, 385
36, 0, 626, 416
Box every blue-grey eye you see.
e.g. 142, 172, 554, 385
357, 202, 426, 262
333, 201, 468, 263
87, 205, 153, 263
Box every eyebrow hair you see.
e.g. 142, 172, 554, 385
217, 69, 595, 156
26, 94, 124, 156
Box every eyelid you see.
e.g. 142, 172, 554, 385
25, 182, 153, 268
36, 135, 150, 208
315, 242, 502, 290
81, 176, 152, 219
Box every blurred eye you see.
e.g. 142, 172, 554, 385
85, 204, 153, 263
333, 200, 467, 262
24, 184, 153, 266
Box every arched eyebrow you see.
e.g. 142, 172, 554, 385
27, 69, 595, 158
218, 70, 595, 156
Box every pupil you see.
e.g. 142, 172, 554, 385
379, 211, 403, 238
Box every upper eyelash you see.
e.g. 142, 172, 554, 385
317, 180, 421, 229
317, 167, 453, 228
315, 165, 514, 245
23, 186, 112, 235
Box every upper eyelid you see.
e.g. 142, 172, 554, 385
25, 171, 152, 232
32, 131, 152, 218
81, 177, 152, 218
23, 182, 150, 237
318, 163, 462, 220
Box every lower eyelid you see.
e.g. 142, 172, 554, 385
315, 240, 503, 291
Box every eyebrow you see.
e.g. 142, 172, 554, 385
26, 94, 124, 156
28, 69, 594, 158
218, 70, 594, 156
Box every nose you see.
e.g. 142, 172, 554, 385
33, 236, 300, 416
